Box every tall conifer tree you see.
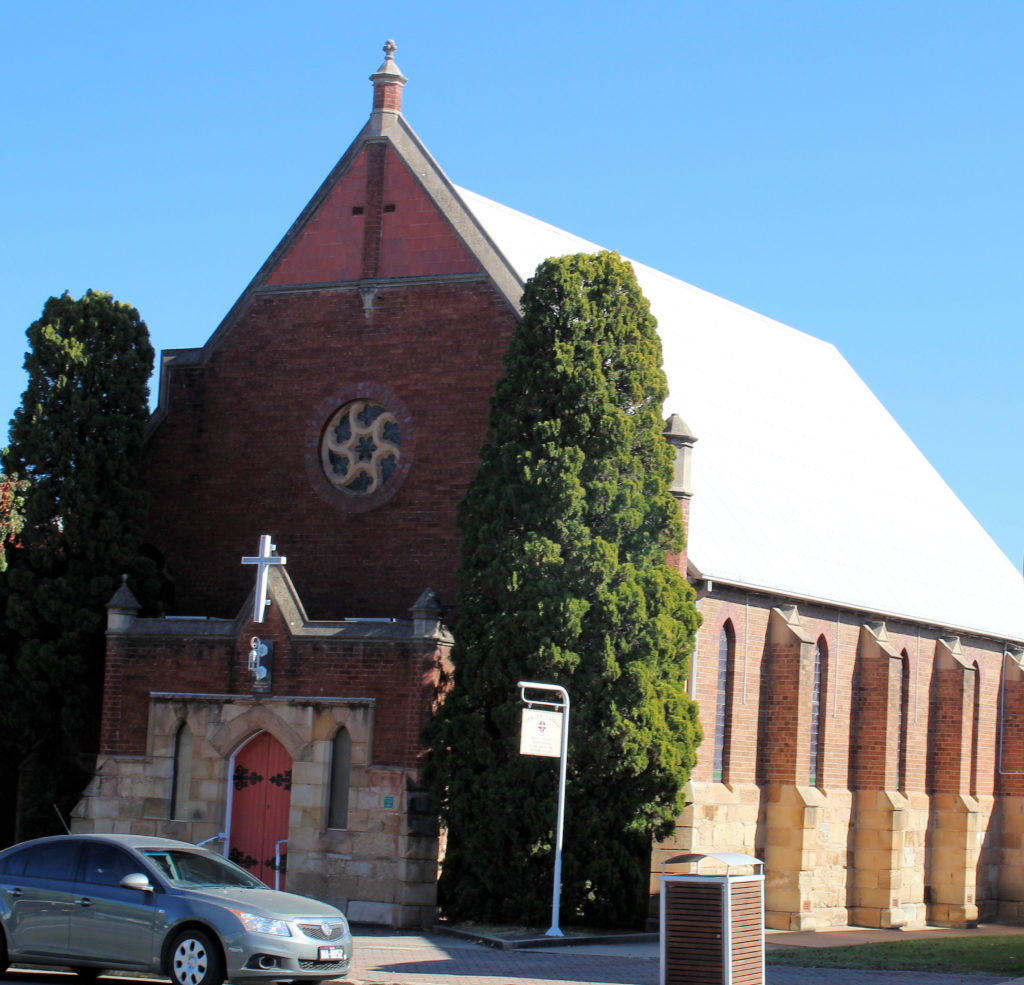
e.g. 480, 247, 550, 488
0, 470, 28, 573
0, 290, 154, 840
424, 252, 702, 927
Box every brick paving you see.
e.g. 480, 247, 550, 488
340, 929, 1016, 985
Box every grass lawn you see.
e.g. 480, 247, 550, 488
767, 935, 1024, 975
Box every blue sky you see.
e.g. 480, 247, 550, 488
2, 1, 1022, 569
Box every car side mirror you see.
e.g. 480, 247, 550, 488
120, 872, 154, 893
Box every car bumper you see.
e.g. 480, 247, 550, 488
224, 934, 352, 982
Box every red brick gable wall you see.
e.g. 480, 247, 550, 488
143, 278, 514, 621
265, 152, 369, 286
378, 146, 480, 278
142, 121, 520, 622
263, 145, 480, 288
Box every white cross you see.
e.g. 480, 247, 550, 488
241, 535, 287, 623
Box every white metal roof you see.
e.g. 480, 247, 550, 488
456, 186, 1024, 642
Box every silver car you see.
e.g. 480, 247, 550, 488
0, 833, 351, 985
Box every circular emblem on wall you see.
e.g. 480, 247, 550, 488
321, 400, 402, 496
306, 384, 414, 514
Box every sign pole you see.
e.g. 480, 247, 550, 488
518, 680, 569, 937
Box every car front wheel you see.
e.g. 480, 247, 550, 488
169, 929, 224, 985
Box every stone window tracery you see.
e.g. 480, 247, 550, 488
320, 399, 402, 496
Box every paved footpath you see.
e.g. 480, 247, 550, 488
340, 929, 1024, 985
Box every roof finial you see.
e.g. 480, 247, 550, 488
370, 38, 407, 123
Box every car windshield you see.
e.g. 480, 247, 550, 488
142, 848, 265, 889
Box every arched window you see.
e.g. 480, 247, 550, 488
170, 722, 193, 820
809, 637, 827, 787
328, 728, 352, 829
970, 662, 981, 796
897, 651, 910, 790
713, 622, 734, 782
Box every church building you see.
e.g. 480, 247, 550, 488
73, 42, 1024, 932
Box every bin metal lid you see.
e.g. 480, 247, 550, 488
661, 852, 763, 874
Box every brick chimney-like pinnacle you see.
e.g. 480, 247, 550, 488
370, 39, 407, 116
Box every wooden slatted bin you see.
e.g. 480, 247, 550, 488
660, 852, 764, 985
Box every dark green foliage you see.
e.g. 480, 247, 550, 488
0, 291, 155, 842
0, 469, 29, 573
424, 252, 702, 928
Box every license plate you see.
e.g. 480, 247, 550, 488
318, 945, 346, 961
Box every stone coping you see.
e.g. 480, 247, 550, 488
150, 691, 375, 707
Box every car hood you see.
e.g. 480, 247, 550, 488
177, 886, 344, 919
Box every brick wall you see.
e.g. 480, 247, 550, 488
663, 585, 1016, 930
928, 646, 975, 795
143, 279, 514, 622
995, 656, 1024, 792
850, 627, 902, 791
759, 609, 813, 787
100, 598, 450, 768
100, 634, 234, 756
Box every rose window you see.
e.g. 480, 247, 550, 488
320, 400, 402, 495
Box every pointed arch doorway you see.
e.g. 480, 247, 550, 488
228, 731, 292, 889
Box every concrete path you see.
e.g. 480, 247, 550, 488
339, 924, 1024, 985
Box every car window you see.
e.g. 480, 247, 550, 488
25, 840, 80, 879
0, 847, 30, 876
80, 842, 141, 887
142, 849, 263, 889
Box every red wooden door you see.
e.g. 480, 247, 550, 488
229, 731, 292, 888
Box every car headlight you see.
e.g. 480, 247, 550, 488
229, 909, 293, 937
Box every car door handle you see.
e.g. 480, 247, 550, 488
76, 897, 94, 907
10, 888, 22, 898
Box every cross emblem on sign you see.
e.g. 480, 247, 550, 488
241, 535, 287, 623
